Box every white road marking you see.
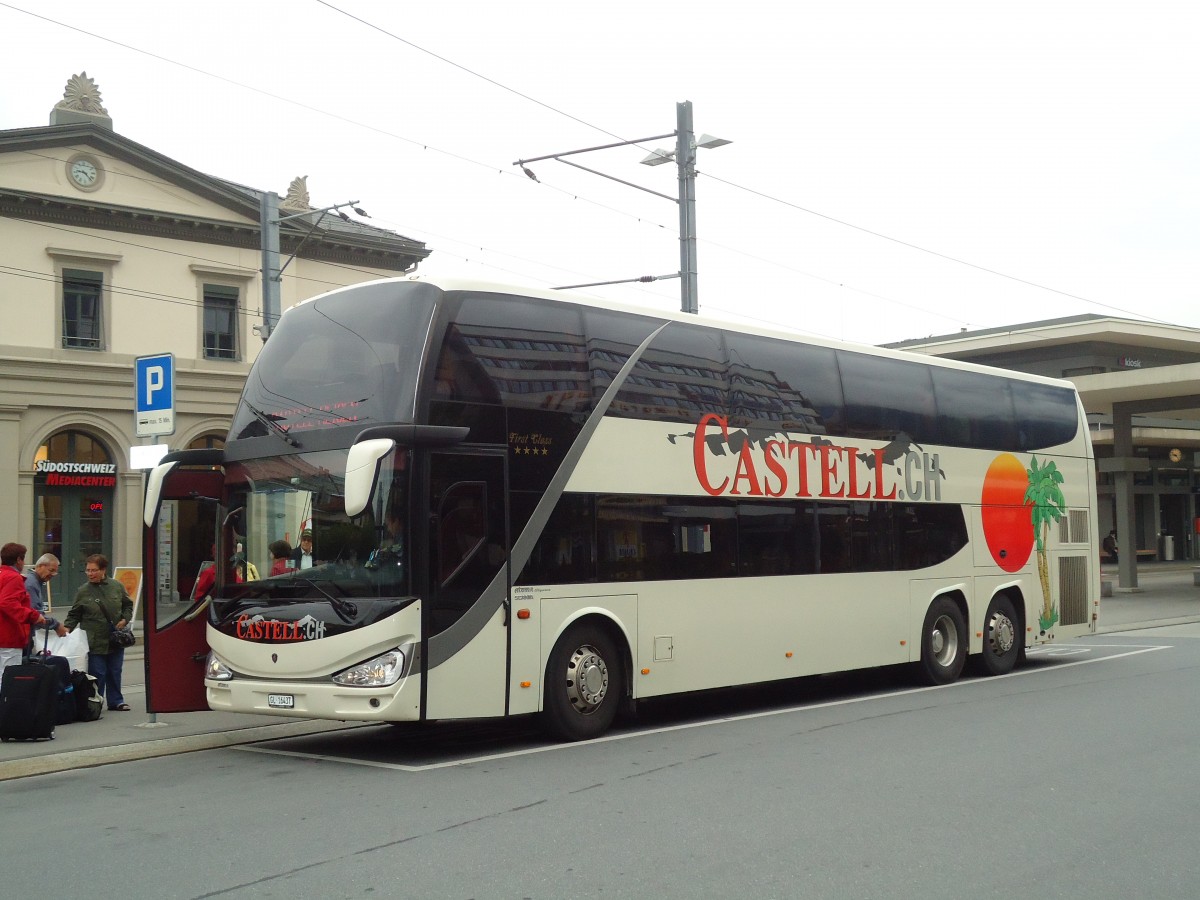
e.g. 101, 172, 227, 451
234, 644, 1171, 772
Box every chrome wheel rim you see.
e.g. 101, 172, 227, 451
565, 644, 609, 715
987, 610, 1015, 656
930, 614, 959, 668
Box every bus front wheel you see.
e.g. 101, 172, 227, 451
918, 597, 967, 685
543, 623, 624, 742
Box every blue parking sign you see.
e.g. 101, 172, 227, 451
134, 353, 176, 437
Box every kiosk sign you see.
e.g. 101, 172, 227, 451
135, 353, 176, 437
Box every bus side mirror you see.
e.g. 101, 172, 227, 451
144, 460, 180, 528
345, 438, 396, 518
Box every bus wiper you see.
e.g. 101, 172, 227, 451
295, 575, 358, 621
243, 401, 301, 448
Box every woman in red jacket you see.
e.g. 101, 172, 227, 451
0, 542, 61, 683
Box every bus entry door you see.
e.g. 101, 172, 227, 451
424, 451, 509, 720
143, 468, 223, 713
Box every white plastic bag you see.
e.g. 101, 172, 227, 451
30, 627, 90, 671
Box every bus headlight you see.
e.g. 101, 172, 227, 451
206, 653, 233, 681
332, 648, 406, 687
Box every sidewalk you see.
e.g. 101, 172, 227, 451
1093, 561, 1200, 632
0, 644, 366, 782
4, 563, 1199, 781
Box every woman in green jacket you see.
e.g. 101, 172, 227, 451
65, 554, 135, 711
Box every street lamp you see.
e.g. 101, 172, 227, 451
515, 100, 730, 314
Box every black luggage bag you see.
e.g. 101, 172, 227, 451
70, 670, 103, 722
0, 662, 59, 741
27, 644, 74, 725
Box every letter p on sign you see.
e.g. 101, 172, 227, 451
145, 365, 164, 401
134, 353, 176, 437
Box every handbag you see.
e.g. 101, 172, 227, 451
94, 597, 137, 648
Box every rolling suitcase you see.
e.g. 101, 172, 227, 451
0, 662, 59, 741
1, 628, 68, 740
32, 655, 75, 725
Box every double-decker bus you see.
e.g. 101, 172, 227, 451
142, 276, 1098, 740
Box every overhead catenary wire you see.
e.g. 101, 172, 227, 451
0, 2, 972, 334
0, 1, 1167, 332
0, 1, 971, 331
316, 0, 1173, 328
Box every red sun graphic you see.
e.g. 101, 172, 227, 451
980, 453, 1034, 573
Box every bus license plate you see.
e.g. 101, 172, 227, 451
267, 694, 294, 709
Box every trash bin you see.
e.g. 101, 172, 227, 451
1163, 535, 1175, 561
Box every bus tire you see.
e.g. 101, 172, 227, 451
918, 596, 967, 685
543, 622, 624, 742
977, 593, 1020, 676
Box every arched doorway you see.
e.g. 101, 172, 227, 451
32, 430, 117, 607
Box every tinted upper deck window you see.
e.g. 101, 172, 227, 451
725, 335, 844, 435
611, 323, 727, 423
1012, 380, 1079, 450
932, 366, 1017, 450
433, 294, 662, 414
838, 351, 936, 443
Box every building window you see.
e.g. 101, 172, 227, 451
203, 284, 239, 359
62, 269, 103, 350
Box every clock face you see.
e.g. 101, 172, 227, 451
68, 157, 100, 187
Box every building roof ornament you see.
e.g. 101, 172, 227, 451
57, 72, 108, 114
50, 72, 114, 129
280, 175, 312, 212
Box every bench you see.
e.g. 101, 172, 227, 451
1136, 549, 1156, 560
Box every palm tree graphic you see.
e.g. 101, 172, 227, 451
1025, 455, 1066, 632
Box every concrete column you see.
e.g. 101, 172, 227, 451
0, 406, 25, 540
1112, 403, 1139, 589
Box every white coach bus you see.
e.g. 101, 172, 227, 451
142, 276, 1098, 740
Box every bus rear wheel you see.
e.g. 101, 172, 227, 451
918, 597, 967, 685
976, 593, 1020, 676
543, 623, 624, 742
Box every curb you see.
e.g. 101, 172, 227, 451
0, 719, 364, 782
1094, 614, 1200, 636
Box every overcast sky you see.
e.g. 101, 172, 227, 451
3, 0, 1197, 345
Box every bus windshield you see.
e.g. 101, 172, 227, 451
228, 279, 439, 440
221, 447, 411, 601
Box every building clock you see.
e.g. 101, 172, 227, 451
66, 153, 104, 191
1168, 448, 1182, 463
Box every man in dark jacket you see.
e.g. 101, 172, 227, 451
24, 552, 61, 655
1103, 530, 1118, 563
289, 530, 316, 570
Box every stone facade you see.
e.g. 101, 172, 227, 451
0, 74, 429, 604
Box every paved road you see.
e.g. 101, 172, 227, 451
2, 562, 1197, 783
7, 623, 1200, 899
